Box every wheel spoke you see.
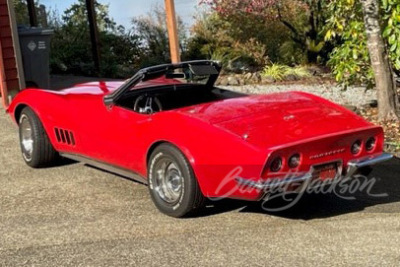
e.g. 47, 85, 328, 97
153, 158, 183, 204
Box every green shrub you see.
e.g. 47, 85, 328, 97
209, 48, 240, 69
285, 66, 312, 78
325, 0, 400, 88
261, 64, 291, 81
200, 0, 333, 64
187, 11, 296, 70
278, 41, 308, 65
262, 64, 311, 81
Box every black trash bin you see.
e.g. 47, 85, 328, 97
18, 27, 53, 89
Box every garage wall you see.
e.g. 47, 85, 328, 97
0, 0, 23, 108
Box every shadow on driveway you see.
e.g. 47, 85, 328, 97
56, 154, 400, 220
195, 157, 400, 220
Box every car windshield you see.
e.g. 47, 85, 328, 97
130, 63, 219, 91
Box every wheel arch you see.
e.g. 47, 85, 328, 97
14, 104, 46, 127
146, 140, 196, 168
13, 104, 58, 150
14, 103, 29, 124
145, 137, 215, 198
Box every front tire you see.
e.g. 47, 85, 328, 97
18, 107, 59, 168
148, 144, 205, 217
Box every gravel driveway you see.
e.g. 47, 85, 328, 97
1, 102, 400, 266
224, 84, 376, 108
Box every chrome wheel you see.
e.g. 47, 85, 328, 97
154, 159, 183, 204
148, 144, 206, 217
20, 114, 34, 162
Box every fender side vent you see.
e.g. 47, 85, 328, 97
54, 128, 75, 146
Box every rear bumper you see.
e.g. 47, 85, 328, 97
235, 153, 393, 191
346, 152, 393, 177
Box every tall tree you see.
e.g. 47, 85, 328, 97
85, 0, 101, 75
13, 0, 47, 26
201, 0, 331, 63
360, 0, 399, 120
131, 5, 187, 67
49, 0, 141, 77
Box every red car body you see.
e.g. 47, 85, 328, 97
6, 61, 391, 202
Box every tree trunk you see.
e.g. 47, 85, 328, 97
361, 0, 399, 121
86, 0, 101, 76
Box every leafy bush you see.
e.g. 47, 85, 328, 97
325, 0, 400, 88
234, 38, 270, 68
200, 0, 333, 64
187, 13, 238, 63
382, 0, 400, 70
278, 41, 308, 65
286, 66, 312, 78
262, 64, 311, 81
209, 49, 239, 69
187, 11, 291, 71
327, 21, 373, 88
262, 64, 290, 81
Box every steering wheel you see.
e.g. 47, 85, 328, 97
134, 95, 163, 114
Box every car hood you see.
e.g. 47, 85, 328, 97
176, 92, 372, 148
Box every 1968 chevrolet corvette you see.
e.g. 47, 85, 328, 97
7, 60, 392, 217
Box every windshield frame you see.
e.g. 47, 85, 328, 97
103, 60, 221, 107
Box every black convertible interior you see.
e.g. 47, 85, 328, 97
107, 61, 247, 114
116, 85, 246, 114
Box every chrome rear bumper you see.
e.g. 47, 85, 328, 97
236, 153, 393, 191
346, 152, 393, 177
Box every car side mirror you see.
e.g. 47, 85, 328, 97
103, 95, 114, 108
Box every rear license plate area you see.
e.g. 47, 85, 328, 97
312, 162, 339, 181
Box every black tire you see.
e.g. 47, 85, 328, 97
18, 107, 59, 168
148, 144, 205, 217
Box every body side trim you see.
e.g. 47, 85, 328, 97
60, 152, 148, 185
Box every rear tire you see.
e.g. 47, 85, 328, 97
18, 107, 59, 168
148, 144, 205, 217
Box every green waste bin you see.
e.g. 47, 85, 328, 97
18, 27, 53, 89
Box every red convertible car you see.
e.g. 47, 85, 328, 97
7, 60, 392, 217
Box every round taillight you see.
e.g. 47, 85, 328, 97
351, 140, 362, 155
366, 137, 376, 151
270, 157, 283, 172
288, 154, 301, 168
